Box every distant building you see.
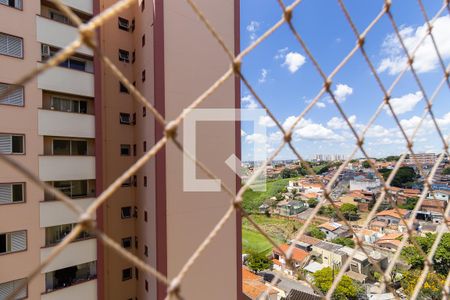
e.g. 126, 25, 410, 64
350, 177, 381, 192
277, 200, 308, 216
404, 153, 436, 166
317, 221, 352, 240
272, 244, 310, 276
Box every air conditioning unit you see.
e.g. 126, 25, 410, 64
41, 44, 51, 58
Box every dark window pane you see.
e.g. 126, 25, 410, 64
0, 234, 6, 253
71, 140, 87, 155
69, 59, 86, 71
121, 207, 132, 218
54, 181, 72, 197
12, 136, 24, 153
12, 184, 23, 202
53, 140, 70, 155
122, 268, 132, 280
120, 145, 131, 156
79, 101, 87, 114
72, 181, 88, 198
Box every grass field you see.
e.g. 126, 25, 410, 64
242, 229, 276, 255
242, 177, 295, 212
242, 215, 302, 255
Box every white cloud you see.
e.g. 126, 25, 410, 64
241, 130, 247, 137
258, 68, 268, 83
245, 133, 267, 144
327, 115, 356, 130
246, 21, 260, 42
283, 52, 306, 73
274, 47, 289, 60
258, 115, 276, 128
282, 115, 342, 141
385, 91, 423, 115
241, 95, 258, 109
377, 16, 450, 75
316, 102, 326, 108
331, 84, 353, 103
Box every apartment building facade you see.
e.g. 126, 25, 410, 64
0, 0, 240, 299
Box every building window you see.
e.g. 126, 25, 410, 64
132, 113, 136, 125
122, 237, 132, 249
145, 280, 148, 292
120, 113, 131, 125
121, 207, 132, 219
0, 83, 23, 106
143, 106, 146, 117
143, 141, 147, 152
133, 144, 137, 156
140, 0, 145, 12
144, 211, 148, 222
119, 49, 130, 63
121, 177, 132, 187
132, 51, 135, 63
49, 9, 69, 24
135, 268, 139, 280
0, 134, 24, 154
53, 139, 88, 156
48, 180, 92, 199
59, 57, 88, 72
141, 34, 145, 47
0, 33, 23, 58
0, 183, 24, 204
120, 82, 129, 94
0, 0, 22, 9
45, 223, 92, 246
131, 18, 135, 32
142, 70, 146, 82
135, 236, 138, 249
133, 175, 137, 187
50, 96, 87, 113
120, 144, 131, 156
0, 279, 27, 300
122, 268, 132, 281
45, 261, 96, 292
143, 177, 147, 187
0, 230, 26, 254
118, 17, 130, 31
144, 245, 148, 257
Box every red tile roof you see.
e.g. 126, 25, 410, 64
274, 244, 309, 263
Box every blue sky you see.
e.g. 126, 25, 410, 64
239, 0, 450, 160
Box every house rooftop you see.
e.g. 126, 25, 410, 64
274, 244, 309, 263
318, 221, 343, 232
242, 267, 277, 299
339, 246, 368, 262
298, 235, 322, 246
286, 289, 322, 300
375, 209, 409, 219
314, 241, 344, 252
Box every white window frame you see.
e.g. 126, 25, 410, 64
0, 230, 27, 255
0, 183, 25, 204
118, 17, 130, 31
0, 32, 23, 58
0, 83, 24, 106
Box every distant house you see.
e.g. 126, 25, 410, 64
272, 244, 310, 276
242, 267, 278, 300
374, 233, 402, 250
370, 209, 410, 230
427, 190, 450, 201
312, 241, 347, 269
259, 203, 270, 214
277, 200, 308, 216
421, 199, 446, 214
285, 289, 322, 300
317, 221, 352, 240
354, 229, 382, 244
350, 177, 381, 192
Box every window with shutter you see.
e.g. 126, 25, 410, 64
0, 83, 24, 106
0, 33, 23, 58
0, 279, 27, 300
0, 231, 26, 254
0, 0, 22, 9
0, 183, 24, 204
0, 135, 12, 154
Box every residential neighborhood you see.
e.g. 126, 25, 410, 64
242, 153, 450, 300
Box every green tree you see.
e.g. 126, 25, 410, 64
339, 203, 358, 221
385, 155, 400, 162
309, 226, 326, 240
281, 168, 297, 179
401, 269, 445, 300
317, 165, 330, 174
442, 167, 450, 175
362, 160, 371, 168
401, 233, 450, 275
313, 267, 361, 300
246, 251, 272, 273
379, 167, 417, 187
319, 205, 336, 218
307, 198, 319, 208
398, 197, 418, 210
331, 237, 355, 248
